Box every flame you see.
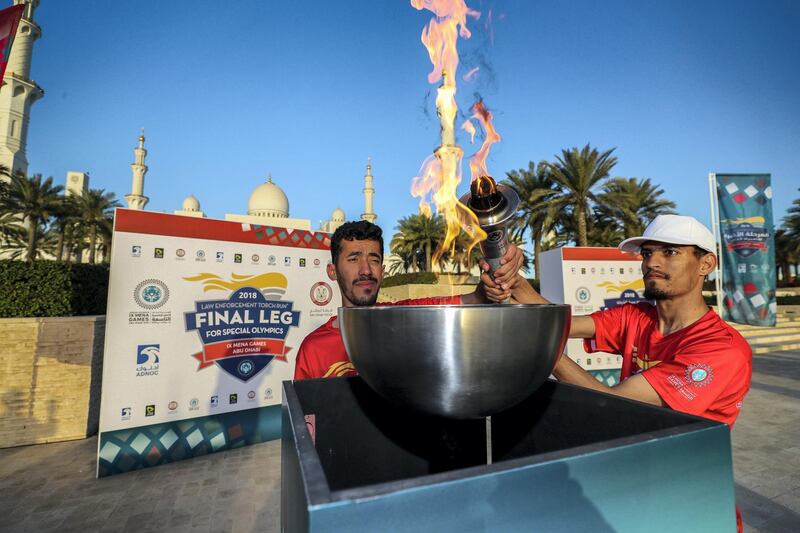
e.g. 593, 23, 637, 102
467, 99, 501, 181
461, 119, 476, 143
411, 0, 480, 84
410, 0, 486, 265
463, 66, 480, 81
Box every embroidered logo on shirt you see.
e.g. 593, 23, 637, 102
632, 346, 662, 371
323, 361, 357, 378
685, 363, 713, 387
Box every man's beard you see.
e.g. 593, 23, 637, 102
644, 286, 670, 300
643, 270, 671, 300
345, 276, 380, 306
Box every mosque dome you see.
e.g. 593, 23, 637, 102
182, 195, 200, 211
248, 176, 289, 218
331, 207, 345, 222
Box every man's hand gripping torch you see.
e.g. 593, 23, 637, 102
460, 175, 520, 297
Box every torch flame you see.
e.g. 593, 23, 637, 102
468, 99, 501, 181
461, 119, 476, 143
463, 66, 480, 81
410, 0, 487, 265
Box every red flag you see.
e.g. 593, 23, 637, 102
0, 4, 24, 83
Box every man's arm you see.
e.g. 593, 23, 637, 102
489, 273, 596, 338
553, 354, 665, 406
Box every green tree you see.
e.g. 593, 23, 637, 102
505, 161, 558, 280
47, 195, 82, 262
596, 177, 676, 238
781, 189, 800, 283
552, 207, 624, 248
391, 213, 446, 273
546, 144, 618, 246
74, 188, 120, 264
775, 229, 798, 284
0, 173, 63, 261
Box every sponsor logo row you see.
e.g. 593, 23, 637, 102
120, 388, 274, 421
131, 245, 326, 267
570, 266, 641, 276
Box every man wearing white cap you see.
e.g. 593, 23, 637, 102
500, 215, 752, 428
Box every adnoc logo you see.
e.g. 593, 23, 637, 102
136, 344, 160, 376
184, 286, 300, 382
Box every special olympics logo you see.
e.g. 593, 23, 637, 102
310, 281, 333, 306
238, 359, 255, 377
134, 279, 170, 309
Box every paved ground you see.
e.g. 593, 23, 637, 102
1, 350, 799, 532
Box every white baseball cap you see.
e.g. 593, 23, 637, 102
618, 215, 716, 255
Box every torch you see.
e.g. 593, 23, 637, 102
460, 175, 520, 278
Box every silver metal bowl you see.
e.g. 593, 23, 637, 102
339, 304, 571, 419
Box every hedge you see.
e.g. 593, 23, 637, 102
0, 260, 110, 317
382, 272, 438, 288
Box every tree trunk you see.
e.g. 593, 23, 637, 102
533, 231, 542, 281
26, 219, 37, 262
89, 225, 97, 264
576, 205, 588, 247
56, 230, 65, 261
425, 241, 432, 272
64, 226, 73, 264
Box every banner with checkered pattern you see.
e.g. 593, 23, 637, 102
715, 174, 776, 326
97, 209, 339, 476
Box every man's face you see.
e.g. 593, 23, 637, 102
328, 238, 385, 307
640, 242, 714, 300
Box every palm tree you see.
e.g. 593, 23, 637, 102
97, 212, 116, 263
546, 144, 618, 246
391, 213, 446, 272
0, 173, 63, 261
505, 161, 558, 280
47, 195, 82, 261
74, 188, 120, 264
781, 190, 800, 282
775, 229, 798, 284
596, 177, 676, 238
552, 207, 624, 248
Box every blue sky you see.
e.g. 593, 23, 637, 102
25, 0, 800, 248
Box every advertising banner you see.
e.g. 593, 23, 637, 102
97, 209, 338, 476
714, 174, 776, 326
541, 247, 648, 386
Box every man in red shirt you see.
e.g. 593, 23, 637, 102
294, 220, 522, 380
502, 214, 752, 427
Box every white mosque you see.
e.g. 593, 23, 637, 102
122, 129, 378, 233
0, 0, 376, 238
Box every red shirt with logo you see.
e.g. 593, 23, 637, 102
585, 302, 752, 426
293, 295, 463, 380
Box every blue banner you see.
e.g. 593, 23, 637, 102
715, 174, 776, 326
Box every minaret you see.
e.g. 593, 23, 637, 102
0, 0, 44, 179
124, 129, 149, 210
360, 158, 377, 223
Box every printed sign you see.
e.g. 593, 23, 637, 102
715, 174, 776, 326
541, 247, 647, 371
98, 209, 338, 432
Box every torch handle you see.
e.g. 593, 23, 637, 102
484, 256, 504, 277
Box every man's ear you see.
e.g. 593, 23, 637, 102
327, 262, 337, 281
699, 253, 717, 276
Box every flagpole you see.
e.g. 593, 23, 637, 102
708, 173, 724, 314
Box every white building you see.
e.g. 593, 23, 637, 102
0, 0, 43, 179
121, 131, 378, 234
